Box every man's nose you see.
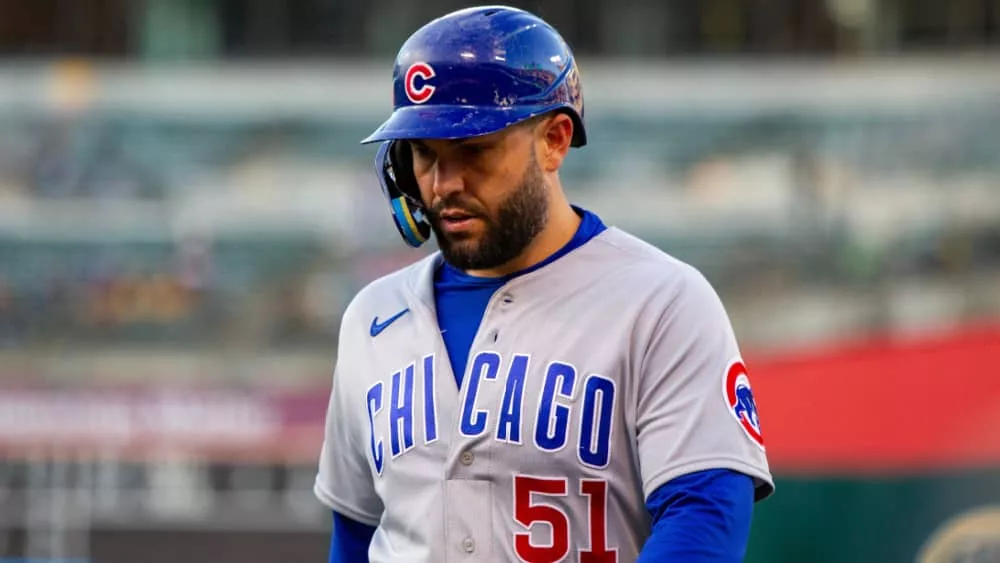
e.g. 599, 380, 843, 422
431, 158, 465, 200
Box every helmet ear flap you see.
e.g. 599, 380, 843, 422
376, 140, 432, 248
390, 140, 421, 200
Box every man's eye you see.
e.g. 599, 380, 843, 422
463, 144, 489, 157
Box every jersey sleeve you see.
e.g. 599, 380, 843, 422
314, 303, 385, 526
635, 264, 774, 502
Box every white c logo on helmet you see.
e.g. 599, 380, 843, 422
404, 62, 436, 104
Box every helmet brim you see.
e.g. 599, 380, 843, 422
360, 104, 549, 145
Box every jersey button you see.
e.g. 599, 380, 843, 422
460, 451, 474, 466
501, 293, 514, 305
462, 537, 475, 553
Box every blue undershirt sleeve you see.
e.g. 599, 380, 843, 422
637, 469, 755, 562
328, 510, 377, 563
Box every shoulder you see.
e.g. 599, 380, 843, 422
586, 227, 721, 306
339, 253, 436, 329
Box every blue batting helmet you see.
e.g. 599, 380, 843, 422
361, 5, 586, 146
364, 5, 586, 247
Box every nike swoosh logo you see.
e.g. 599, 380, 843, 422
370, 308, 410, 337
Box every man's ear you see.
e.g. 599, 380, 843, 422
537, 112, 574, 172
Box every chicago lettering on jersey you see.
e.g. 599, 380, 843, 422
365, 351, 617, 475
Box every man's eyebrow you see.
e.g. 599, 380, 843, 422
411, 137, 500, 150
456, 136, 499, 147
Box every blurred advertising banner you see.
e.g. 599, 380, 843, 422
0, 387, 327, 464
747, 324, 1000, 563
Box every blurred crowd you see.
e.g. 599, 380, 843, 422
1, 88, 1000, 353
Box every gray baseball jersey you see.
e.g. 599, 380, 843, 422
315, 227, 774, 562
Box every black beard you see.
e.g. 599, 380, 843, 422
429, 158, 549, 272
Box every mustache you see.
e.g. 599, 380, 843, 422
428, 199, 486, 219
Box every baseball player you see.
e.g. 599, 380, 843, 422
315, 5, 774, 562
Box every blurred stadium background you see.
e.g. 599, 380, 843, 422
0, 1, 999, 562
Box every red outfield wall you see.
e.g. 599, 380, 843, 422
749, 323, 1000, 474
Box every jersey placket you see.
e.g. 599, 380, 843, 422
439, 278, 522, 561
